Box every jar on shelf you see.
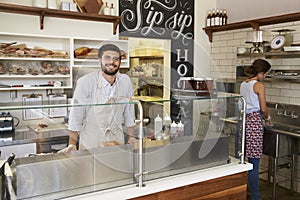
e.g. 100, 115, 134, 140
103, 2, 110, 15
33, 0, 47, 8
47, 0, 57, 9
110, 3, 116, 16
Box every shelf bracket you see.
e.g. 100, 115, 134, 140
249, 22, 260, 30
113, 18, 120, 35
204, 28, 213, 42
39, 10, 45, 30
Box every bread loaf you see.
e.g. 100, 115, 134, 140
74, 47, 90, 57
84, 48, 98, 59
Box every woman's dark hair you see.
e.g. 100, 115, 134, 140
98, 44, 121, 58
244, 59, 271, 77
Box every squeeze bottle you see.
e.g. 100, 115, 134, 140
154, 114, 162, 139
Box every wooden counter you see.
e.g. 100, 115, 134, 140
64, 159, 252, 200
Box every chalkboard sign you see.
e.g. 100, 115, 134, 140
119, 0, 194, 77
119, 0, 195, 134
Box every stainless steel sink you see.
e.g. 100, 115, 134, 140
265, 123, 300, 139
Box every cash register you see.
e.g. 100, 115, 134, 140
0, 112, 15, 141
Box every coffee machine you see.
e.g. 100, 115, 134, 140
0, 112, 15, 141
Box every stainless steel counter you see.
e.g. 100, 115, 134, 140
265, 123, 300, 139
63, 158, 252, 200
10, 134, 230, 199
13, 145, 135, 199
263, 102, 300, 200
1, 122, 69, 156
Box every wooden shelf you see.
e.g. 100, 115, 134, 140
237, 53, 264, 58
203, 12, 300, 42
0, 3, 121, 34
130, 56, 164, 59
264, 51, 300, 59
237, 51, 300, 59
0, 86, 72, 91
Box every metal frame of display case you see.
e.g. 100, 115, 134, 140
133, 94, 247, 187
0, 93, 246, 198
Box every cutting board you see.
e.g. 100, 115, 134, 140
28, 123, 68, 133
75, 0, 103, 13
134, 138, 170, 149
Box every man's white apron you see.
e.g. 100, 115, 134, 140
79, 74, 125, 149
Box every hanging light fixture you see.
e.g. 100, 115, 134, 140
246, 30, 268, 53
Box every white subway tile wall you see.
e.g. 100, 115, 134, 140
210, 22, 300, 106
210, 21, 300, 192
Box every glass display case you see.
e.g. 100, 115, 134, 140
0, 93, 246, 199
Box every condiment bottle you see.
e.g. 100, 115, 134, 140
103, 2, 110, 15
206, 10, 211, 27
170, 121, 178, 138
163, 113, 171, 132
215, 9, 220, 26
211, 9, 215, 26
110, 3, 115, 16
223, 10, 228, 25
219, 10, 223, 25
162, 131, 170, 140
154, 114, 162, 139
177, 121, 184, 136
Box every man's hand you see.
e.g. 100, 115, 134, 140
127, 126, 136, 144
57, 144, 77, 153
127, 136, 137, 144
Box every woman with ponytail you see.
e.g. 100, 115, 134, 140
240, 59, 272, 200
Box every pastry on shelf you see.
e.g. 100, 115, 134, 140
0, 42, 17, 48
1, 48, 18, 56
51, 50, 69, 58
28, 65, 40, 75
40, 62, 56, 74
15, 49, 25, 56
74, 47, 90, 57
84, 48, 98, 59
57, 65, 65, 73
57, 65, 70, 74
0, 64, 7, 74
8, 65, 26, 75
9, 43, 27, 50
20, 48, 46, 57
34, 46, 53, 55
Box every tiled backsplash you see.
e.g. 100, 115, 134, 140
267, 102, 300, 127
210, 22, 300, 106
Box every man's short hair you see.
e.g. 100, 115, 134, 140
98, 44, 121, 58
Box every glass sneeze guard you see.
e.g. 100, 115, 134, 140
0, 93, 246, 199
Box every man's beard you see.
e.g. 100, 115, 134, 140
101, 63, 119, 75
